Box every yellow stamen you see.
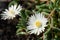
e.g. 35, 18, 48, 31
35, 20, 41, 27
9, 9, 15, 14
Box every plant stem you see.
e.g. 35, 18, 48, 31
48, 8, 55, 18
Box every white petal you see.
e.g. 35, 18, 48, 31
27, 25, 36, 30
14, 4, 17, 10
30, 28, 38, 34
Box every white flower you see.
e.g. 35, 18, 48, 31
27, 13, 48, 35
1, 4, 22, 20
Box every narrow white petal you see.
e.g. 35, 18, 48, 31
14, 4, 17, 10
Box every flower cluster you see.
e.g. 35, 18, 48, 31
1, 4, 48, 35
0, 0, 60, 40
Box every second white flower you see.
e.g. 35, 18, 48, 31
1, 4, 22, 20
27, 13, 48, 35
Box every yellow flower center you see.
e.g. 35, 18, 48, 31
35, 20, 41, 27
9, 9, 15, 14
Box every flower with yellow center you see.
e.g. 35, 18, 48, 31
27, 13, 48, 35
1, 4, 22, 20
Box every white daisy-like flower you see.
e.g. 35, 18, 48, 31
1, 4, 22, 20
27, 13, 48, 35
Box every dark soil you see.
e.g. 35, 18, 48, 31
0, 2, 37, 40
